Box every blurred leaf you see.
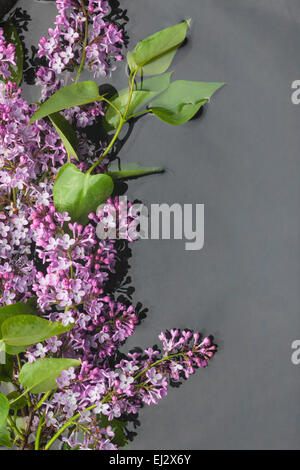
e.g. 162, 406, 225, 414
0, 298, 37, 334
150, 80, 225, 125
19, 358, 81, 394
0, 426, 11, 448
6, 392, 27, 411
1, 314, 73, 346
53, 163, 114, 225
0, 354, 13, 382
49, 112, 79, 161
29, 81, 102, 124
0, 393, 9, 428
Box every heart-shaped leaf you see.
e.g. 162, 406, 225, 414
108, 162, 164, 180
0, 426, 12, 448
2, 21, 23, 86
49, 111, 79, 161
0, 393, 9, 428
0, 298, 37, 334
129, 20, 190, 72
19, 358, 81, 393
150, 80, 225, 125
1, 315, 73, 347
53, 163, 114, 225
29, 81, 102, 124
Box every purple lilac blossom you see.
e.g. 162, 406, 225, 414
36, 0, 123, 129
0, 1, 217, 450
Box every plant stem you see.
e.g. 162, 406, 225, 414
126, 109, 152, 120
44, 403, 96, 450
16, 354, 32, 408
87, 117, 124, 174
134, 352, 185, 380
35, 391, 51, 410
87, 67, 140, 174
34, 414, 45, 450
12, 188, 17, 206
7, 415, 24, 441
74, 0, 88, 84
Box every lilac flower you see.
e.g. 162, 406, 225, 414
0, 3, 217, 450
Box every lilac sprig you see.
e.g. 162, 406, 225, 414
39, 332, 216, 450
0, 2, 218, 451
37, 0, 123, 129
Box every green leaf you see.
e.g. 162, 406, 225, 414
0, 354, 13, 383
105, 72, 172, 129
98, 415, 128, 448
105, 90, 157, 129
5, 344, 28, 356
0, 393, 9, 428
2, 21, 23, 86
48, 112, 79, 161
128, 47, 178, 77
0, 426, 12, 448
19, 358, 81, 394
129, 20, 190, 73
0, 339, 19, 360
108, 162, 164, 180
150, 80, 225, 125
134, 72, 172, 92
29, 81, 102, 124
0, 298, 37, 335
1, 315, 73, 347
53, 163, 114, 225
6, 392, 27, 411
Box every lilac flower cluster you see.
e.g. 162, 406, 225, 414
32, 331, 216, 450
0, 28, 16, 80
0, 1, 217, 450
37, 0, 123, 128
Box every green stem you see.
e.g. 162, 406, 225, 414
101, 96, 123, 120
34, 415, 45, 450
12, 188, 17, 206
7, 415, 24, 441
67, 251, 74, 279
87, 67, 140, 175
87, 117, 124, 174
126, 109, 152, 120
44, 403, 96, 450
35, 391, 51, 411
134, 352, 185, 380
74, 0, 88, 84
16, 354, 32, 408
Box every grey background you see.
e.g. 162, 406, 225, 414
7, 0, 300, 449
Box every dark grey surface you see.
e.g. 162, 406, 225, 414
13, 0, 300, 449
